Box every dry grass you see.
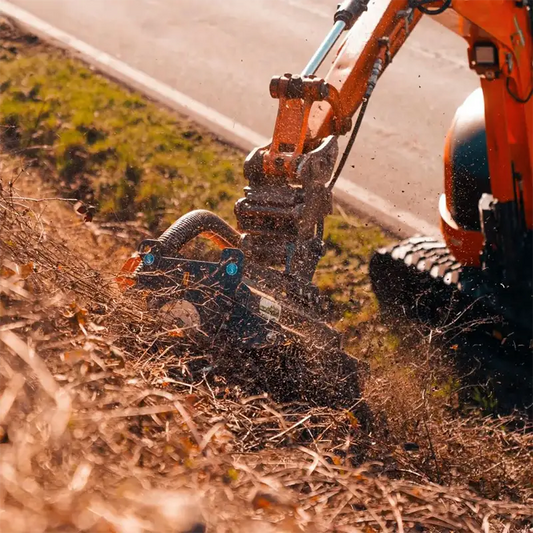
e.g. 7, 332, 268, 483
365, 345, 533, 498
1, 172, 533, 532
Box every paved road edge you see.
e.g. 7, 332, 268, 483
0, 0, 440, 237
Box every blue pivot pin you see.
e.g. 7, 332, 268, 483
226, 262, 238, 276
217, 248, 244, 294
143, 253, 155, 266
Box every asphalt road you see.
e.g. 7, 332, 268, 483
7, 0, 479, 232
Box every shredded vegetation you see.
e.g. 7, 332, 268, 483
0, 18, 532, 532
1, 182, 532, 533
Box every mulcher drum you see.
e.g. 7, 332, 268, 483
134, 245, 366, 410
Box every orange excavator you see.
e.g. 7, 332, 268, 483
123, 0, 532, 405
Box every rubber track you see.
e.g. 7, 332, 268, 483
369, 237, 532, 413
369, 236, 465, 326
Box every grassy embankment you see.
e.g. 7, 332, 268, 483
0, 20, 532, 532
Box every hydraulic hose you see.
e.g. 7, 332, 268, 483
157, 209, 242, 255
120, 210, 241, 286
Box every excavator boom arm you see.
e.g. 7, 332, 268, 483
308, 0, 423, 143
235, 0, 532, 284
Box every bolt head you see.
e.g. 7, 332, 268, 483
143, 253, 155, 266
226, 262, 238, 276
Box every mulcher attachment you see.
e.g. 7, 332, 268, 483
135, 243, 340, 354
122, 210, 364, 408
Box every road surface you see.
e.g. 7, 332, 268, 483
5, 0, 479, 233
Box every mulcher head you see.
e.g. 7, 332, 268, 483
119, 210, 364, 408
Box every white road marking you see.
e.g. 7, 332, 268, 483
0, 0, 440, 237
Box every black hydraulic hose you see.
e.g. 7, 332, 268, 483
328, 57, 383, 192
328, 97, 369, 192
157, 209, 242, 256
411, 0, 451, 15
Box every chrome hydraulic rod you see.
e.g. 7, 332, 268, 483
301, 0, 370, 76
301, 20, 346, 76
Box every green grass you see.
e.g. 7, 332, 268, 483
0, 45, 241, 230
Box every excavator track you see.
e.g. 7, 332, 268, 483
369, 237, 465, 326
369, 237, 532, 412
